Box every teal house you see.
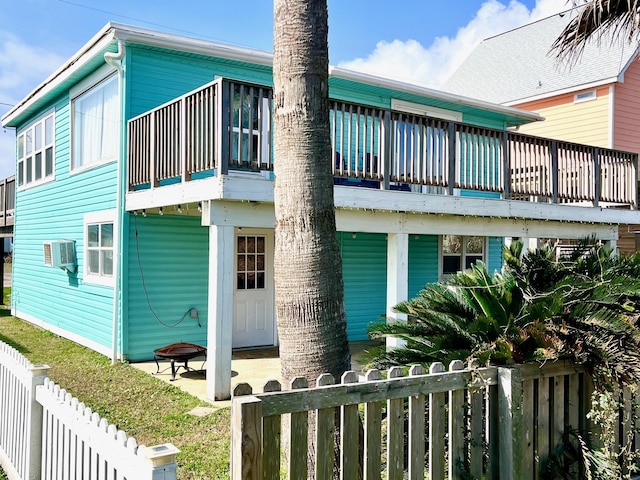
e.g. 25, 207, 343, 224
2, 23, 637, 399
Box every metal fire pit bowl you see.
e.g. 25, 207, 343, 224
153, 342, 207, 381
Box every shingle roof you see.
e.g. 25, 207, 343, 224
443, 10, 639, 105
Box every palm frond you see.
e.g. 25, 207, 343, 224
552, 0, 640, 63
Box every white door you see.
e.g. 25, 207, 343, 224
233, 230, 276, 348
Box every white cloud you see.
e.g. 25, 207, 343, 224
0, 31, 66, 178
338, 0, 569, 88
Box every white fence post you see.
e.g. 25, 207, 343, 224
0, 340, 49, 480
141, 444, 181, 480
27, 364, 49, 480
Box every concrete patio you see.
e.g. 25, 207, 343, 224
131, 341, 379, 408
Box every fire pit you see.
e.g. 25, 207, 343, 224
153, 342, 207, 381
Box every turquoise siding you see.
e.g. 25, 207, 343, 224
13, 93, 117, 351
339, 232, 387, 341
126, 46, 273, 119
408, 235, 439, 298
125, 214, 209, 361
487, 236, 504, 274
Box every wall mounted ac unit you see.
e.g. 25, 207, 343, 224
43, 240, 76, 272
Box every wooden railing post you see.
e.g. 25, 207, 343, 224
503, 132, 511, 200
593, 147, 601, 208
150, 113, 158, 188
447, 122, 456, 195
219, 80, 231, 176
497, 366, 523, 480
381, 110, 391, 190
551, 140, 559, 203
231, 395, 263, 480
180, 95, 190, 183
633, 154, 638, 210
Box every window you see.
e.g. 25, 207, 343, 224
236, 235, 266, 290
72, 74, 119, 170
442, 235, 485, 276
574, 90, 596, 103
17, 112, 55, 188
84, 211, 116, 286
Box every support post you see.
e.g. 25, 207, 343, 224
207, 223, 235, 400
497, 366, 523, 480
386, 233, 408, 350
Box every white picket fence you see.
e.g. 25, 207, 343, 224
0, 341, 180, 480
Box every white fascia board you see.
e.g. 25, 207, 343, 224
127, 174, 638, 227
109, 22, 273, 67
179, 196, 619, 240
504, 77, 619, 107
335, 209, 618, 240
332, 186, 633, 224
125, 176, 224, 211
329, 66, 543, 124
2, 26, 116, 126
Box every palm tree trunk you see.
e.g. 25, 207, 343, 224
273, 0, 351, 476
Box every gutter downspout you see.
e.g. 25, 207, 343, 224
105, 40, 126, 365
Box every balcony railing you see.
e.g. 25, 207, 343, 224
127, 78, 638, 209
0, 176, 15, 228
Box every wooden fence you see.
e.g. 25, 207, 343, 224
231, 359, 638, 480
0, 341, 179, 480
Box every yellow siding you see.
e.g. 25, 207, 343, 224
514, 86, 611, 148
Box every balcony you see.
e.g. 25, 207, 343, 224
127, 78, 637, 211
0, 176, 15, 230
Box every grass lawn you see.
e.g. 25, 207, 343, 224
0, 313, 231, 479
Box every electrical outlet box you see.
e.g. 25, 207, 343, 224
190, 308, 198, 318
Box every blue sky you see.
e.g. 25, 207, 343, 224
0, 0, 569, 179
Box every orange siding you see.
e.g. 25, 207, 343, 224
514, 86, 611, 148
613, 60, 640, 155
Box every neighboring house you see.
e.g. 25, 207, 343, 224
2, 23, 637, 400
445, 9, 640, 252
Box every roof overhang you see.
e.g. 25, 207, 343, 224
3, 22, 543, 129
504, 76, 620, 107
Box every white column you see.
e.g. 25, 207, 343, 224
386, 233, 409, 349
207, 224, 235, 400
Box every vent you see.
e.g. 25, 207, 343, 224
43, 240, 76, 272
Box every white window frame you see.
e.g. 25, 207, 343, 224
17, 110, 55, 190
70, 65, 120, 174
84, 210, 117, 287
439, 235, 486, 280
574, 90, 597, 104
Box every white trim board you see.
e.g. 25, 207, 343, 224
14, 310, 113, 359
